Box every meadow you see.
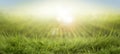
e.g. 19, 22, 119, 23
0, 13, 120, 54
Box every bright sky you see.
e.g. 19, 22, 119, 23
0, 0, 120, 9
0, 0, 119, 17
0, 0, 119, 24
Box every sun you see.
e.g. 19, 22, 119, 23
56, 5, 74, 24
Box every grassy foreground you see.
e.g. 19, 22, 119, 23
0, 13, 120, 54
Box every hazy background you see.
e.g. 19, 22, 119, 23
0, 0, 120, 11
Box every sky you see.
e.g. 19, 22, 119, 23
0, 0, 120, 8
0, 0, 119, 14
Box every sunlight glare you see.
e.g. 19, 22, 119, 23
12, 1, 104, 20
56, 5, 74, 24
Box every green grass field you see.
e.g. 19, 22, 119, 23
0, 13, 120, 54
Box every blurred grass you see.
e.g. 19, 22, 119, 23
0, 13, 120, 54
